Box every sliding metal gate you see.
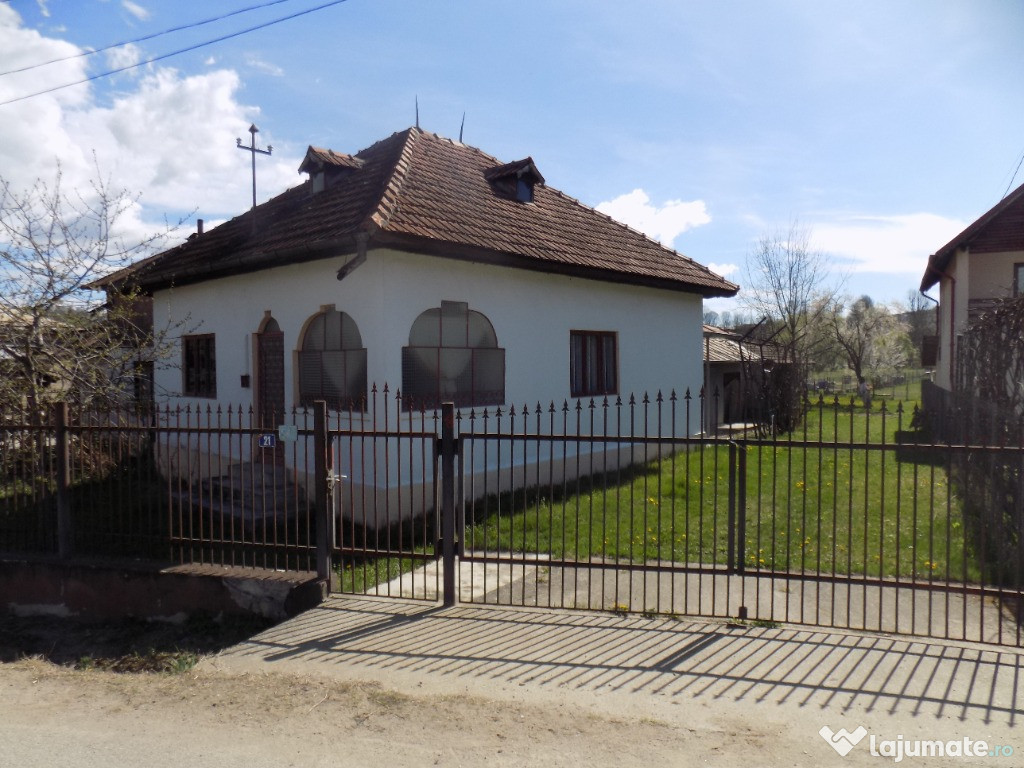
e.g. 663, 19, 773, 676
327, 395, 1024, 649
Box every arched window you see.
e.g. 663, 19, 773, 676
402, 301, 505, 409
298, 308, 367, 409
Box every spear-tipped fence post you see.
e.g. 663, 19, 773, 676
440, 402, 458, 607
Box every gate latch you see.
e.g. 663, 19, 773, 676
328, 473, 346, 492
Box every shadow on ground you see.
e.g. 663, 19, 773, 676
0, 614, 273, 672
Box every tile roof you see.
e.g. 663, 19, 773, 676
298, 146, 364, 173
702, 324, 783, 364
921, 180, 1024, 292
108, 128, 738, 297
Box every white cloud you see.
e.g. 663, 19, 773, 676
244, 54, 284, 77
708, 262, 739, 277
0, 6, 300, 254
105, 42, 142, 73
121, 1, 150, 22
596, 188, 711, 248
813, 213, 966, 274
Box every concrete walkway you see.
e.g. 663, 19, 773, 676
208, 590, 1023, 767
359, 554, 1020, 646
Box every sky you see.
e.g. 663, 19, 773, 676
2, 0, 1023, 317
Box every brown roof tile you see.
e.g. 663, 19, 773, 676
921, 181, 1024, 292
110, 128, 738, 297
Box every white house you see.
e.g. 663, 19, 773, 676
920, 180, 1024, 391
107, 127, 738, 521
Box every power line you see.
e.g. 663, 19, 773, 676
1002, 149, 1024, 199
0, 0, 350, 108
0, 0, 298, 78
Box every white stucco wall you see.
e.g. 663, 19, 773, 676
968, 250, 1024, 300
152, 247, 705, 418
150, 247, 707, 522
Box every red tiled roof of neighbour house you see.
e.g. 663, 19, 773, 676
102, 127, 739, 297
920, 181, 1024, 292
297, 146, 364, 173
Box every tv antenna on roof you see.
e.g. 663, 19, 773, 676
237, 123, 272, 232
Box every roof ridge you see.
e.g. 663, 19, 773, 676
365, 127, 420, 230
416, 127, 504, 165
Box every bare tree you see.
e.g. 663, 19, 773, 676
0, 164, 184, 416
742, 223, 841, 428
743, 223, 840, 367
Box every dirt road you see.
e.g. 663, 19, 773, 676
0, 658, 770, 768
1, 598, 1021, 767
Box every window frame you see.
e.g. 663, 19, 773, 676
182, 334, 217, 398
1014, 262, 1024, 297
569, 330, 618, 399
401, 301, 505, 410
297, 308, 367, 411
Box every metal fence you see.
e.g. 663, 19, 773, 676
1, 387, 1021, 647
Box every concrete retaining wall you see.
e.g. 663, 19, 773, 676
0, 558, 325, 623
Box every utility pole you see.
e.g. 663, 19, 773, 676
236, 123, 272, 233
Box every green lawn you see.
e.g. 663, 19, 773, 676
464, 393, 978, 585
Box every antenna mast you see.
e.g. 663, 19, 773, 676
236, 123, 272, 233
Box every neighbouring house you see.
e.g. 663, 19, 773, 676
920, 181, 1024, 392
101, 126, 737, 521
701, 324, 785, 433
0, 306, 75, 409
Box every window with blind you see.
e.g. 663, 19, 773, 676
183, 334, 216, 398
402, 301, 505, 410
298, 309, 367, 409
570, 330, 617, 398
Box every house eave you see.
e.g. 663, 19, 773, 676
135, 237, 359, 294
369, 231, 739, 297
919, 180, 1024, 293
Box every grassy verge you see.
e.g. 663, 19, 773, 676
465, 395, 977, 584
336, 551, 431, 593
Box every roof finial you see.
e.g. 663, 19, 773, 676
459, 112, 465, 143
236, 123, 273, 234
415, 96, 419, 129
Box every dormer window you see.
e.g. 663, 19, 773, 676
516, 176, 534, 203
299, 146, 364, 194
485, 158, 545, 204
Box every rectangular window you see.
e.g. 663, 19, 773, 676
183, 334, 216, 398
570, 331, 617, 398
1015, 263, 1024, 297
